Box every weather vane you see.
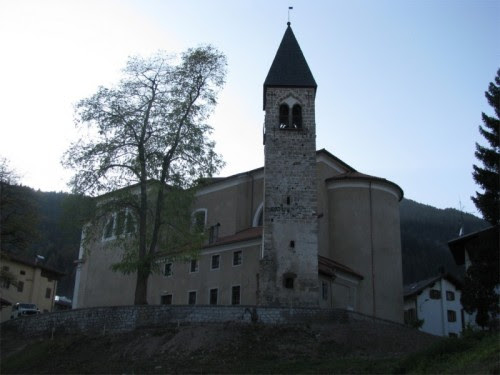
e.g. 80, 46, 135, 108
288, 6, 293, 25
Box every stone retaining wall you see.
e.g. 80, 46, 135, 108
1, 305, 399, 337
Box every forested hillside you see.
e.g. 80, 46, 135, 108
1, 185, 93, 298
1, 186, 488, 299
400, 198, 488, 284
28, 191, 93, 297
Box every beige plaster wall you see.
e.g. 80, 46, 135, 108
327, 183, 403, 323
195, 174, 264, 238
149, 243, 261, 305
316, 160, 346, 258
75, 241, 136, 308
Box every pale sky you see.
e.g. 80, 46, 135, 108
0, 0, 498, 216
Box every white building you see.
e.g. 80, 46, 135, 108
404, 274, 464, 337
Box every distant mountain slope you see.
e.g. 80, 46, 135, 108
399, 198, 488, 285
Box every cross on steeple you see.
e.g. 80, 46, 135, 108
288, 6, 293, 25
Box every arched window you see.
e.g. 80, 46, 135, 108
292, 104, 302, 129
279, 104, 289, 129
191, 209, 207, 233
252, 202, 264, 227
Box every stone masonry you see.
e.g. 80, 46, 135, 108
1, 306, 402, 337
259, 86, 319, 306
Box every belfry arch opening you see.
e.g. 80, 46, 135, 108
278, 98, 302, 130
292, 104, 302, 128
279, 104, 289, 129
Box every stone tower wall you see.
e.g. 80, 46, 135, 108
259, 87, 319, 306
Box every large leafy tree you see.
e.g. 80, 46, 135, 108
63, 47, 226, 304
471, 69, 499, 226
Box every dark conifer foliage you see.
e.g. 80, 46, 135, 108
472, 69, 500, 225
461, 232, 499, 329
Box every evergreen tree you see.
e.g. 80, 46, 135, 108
471, 69, 500, 225
461, 69, 500, 329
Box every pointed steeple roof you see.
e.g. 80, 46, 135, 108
263, 23, 317, 108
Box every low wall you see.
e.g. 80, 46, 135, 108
1, 305, 398, 337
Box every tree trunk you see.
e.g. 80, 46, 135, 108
134, 268, 149, 305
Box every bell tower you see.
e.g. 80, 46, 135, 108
259, 23, 319, 306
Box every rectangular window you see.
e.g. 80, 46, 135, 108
161, 294, 172, 305
429, 289, 441, 299
447, 310, 457, 322
45, 288, 51, 299
1, 279, 10, 289
103, 216, 114, 239
322, 282, 328, 300
231, 285, 241, 305
164, 263, 172, 277
233, 251, 242, 266
115, 211, 126, 236
188, 291, 197, 305
17, 281, 24, 293
446, 291, 455, 301
125, 211, 135, 233
209, 224, 220, 244
190, 259, 199, 273
209, 288, 218, 305
193, 210, 206, 232
20, 270, 25, 275
211, 255, 220, 270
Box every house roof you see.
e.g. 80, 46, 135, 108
404, 274, 462, 299
326, 171, 404, 201
0, 251, 66, 278
263, 23, 317, 109
448, 224, 499, 265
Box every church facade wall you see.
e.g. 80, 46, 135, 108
195, 173, 264, 237
149, 242, 261, 306
326, 181, 403, 323
75, 239, 136, 308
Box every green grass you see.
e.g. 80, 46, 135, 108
393, 331, 500, 374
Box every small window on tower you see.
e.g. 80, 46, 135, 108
279, 104, 289, 129
283, 272, 296, 289
292, 104, 302, 129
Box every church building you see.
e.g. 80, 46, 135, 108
73, 23, 404, 323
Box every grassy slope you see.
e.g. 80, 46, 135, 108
1, 325, 498, 374
395, 332, 499, 374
